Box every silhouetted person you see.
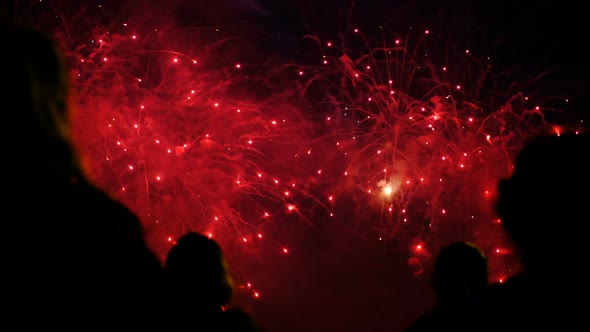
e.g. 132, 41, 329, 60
0, 24, 164, 330
489, 132, 590, 331
164, 232, 261, 331
223, 307, 264, 332
406, 241, 488, 332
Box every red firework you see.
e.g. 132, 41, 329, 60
292, 26, 580, 280
9, 0, 582, 292
71, 27, 314, 264
15, 1, 317, 297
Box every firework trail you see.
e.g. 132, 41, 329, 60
7, 0, 581, 289
292, 26, 579, 280
12, 1, 320, 298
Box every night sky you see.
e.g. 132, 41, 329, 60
2, 1, 589, 331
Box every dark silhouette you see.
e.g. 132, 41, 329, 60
0, 24, 164, 330
405, 241, 488, 332
164, 232, 261, 331
223, 307, 264, 332
489, 132, 590, 331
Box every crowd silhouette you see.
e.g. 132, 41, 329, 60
2, 21, 589, 332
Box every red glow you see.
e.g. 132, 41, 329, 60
23, 1, 578, 298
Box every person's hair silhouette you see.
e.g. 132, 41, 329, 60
0, 23, 165, 331
164, 232, 233, 309
164, 232, 262, 331
406, 241, 488, 332
1, 23, 79, 181
0, 22, 162, 286
431, 241, 488, 305
496, 132, 590, 281
489, 132, 590, 332
164, 232, 235, 331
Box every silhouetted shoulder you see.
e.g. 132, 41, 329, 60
67, 179, 163, 285
3, 176, 162, 288
405, 309, 438, 332
71, 180, 146, 241
485, 274, 590, 331
222, 307, 263, 332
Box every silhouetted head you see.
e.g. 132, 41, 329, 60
164, 232, 233, 309
431, 241, 488, 305
496, 133, 590, 279
0, 24, 80, 182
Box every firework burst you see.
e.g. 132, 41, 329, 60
9, 0, 582, 289
14, 2, 319, 296
293, 26, 575, 279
